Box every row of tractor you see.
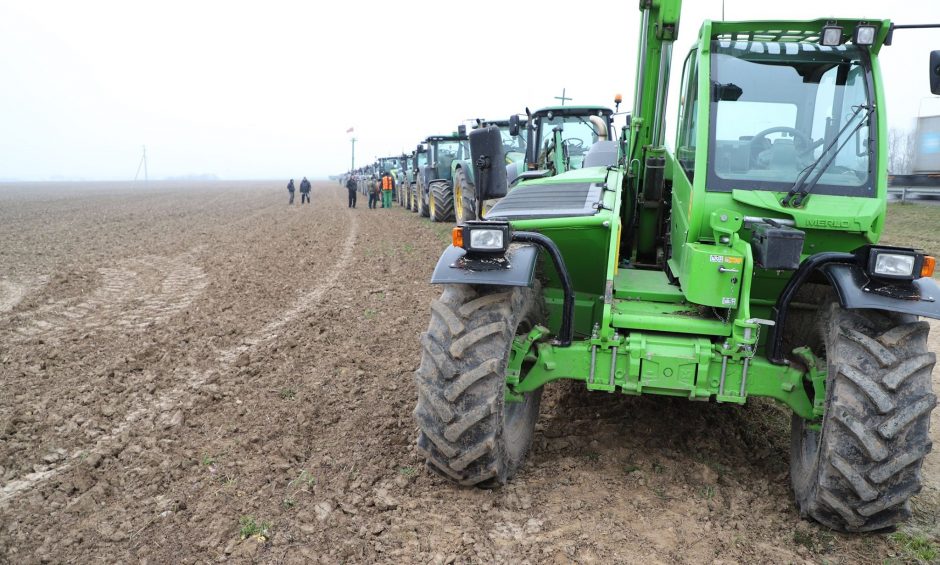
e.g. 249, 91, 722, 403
347, 1, 940, 534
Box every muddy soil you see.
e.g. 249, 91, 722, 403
0, 181, 937, 564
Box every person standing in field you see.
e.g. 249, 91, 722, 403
300, 177, 311, 204
369, 175, 381, 209
381, 172, 394, 208
287, 179, 296, 204
345, 174, 358, 208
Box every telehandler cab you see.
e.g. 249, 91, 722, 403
415, 0, 940, 532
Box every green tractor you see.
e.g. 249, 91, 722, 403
415, 0, 940, 533
416, 131, 471, 222
408, 144, 429, 213
454, 117, 528, 223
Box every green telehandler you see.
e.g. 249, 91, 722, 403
415, 0, 940, 533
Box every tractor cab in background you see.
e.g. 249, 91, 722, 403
521, 106, 615, 181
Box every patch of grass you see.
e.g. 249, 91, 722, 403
622, 463, 640, 474
201, 454, 216, 467
238, 516, 271, 541
288, 469, 316, 490
791, 528, 835, 554
398, 466, 416, 477
701, 485, 716, 500
890, 531, 939, 564
364, 308, 378, 319
651, 462, 665, 474
402, 243, 415, 253
883, 203, 940, 269
282, 498, 295, 509
585, 451, 600, 462
279, 388, 296, 400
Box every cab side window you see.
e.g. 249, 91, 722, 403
676, 50, 699, 180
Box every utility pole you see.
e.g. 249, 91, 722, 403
350, 137, 357, 170
134, 145, 148, 182
554, 88, 573, 106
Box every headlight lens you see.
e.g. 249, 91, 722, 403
821, 25, 843, 46
873, 253, 915, 277
854, 25, 876, 46
469, 229, 504, 250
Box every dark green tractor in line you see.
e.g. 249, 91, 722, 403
416, 132, 471, 223
415, 0, 940, 533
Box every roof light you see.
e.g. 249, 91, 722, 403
854, 24, 876, 46
821, 24, 843, 46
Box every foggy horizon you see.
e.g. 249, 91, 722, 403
2, 0, 938, 181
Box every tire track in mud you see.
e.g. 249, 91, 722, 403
6, 250, 208, 340
0, 194, 359, 507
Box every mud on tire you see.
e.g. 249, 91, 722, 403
414, 284, 544, 486
454, 167, 476, 224
791, 298, 937, 532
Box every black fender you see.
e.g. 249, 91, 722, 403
430, 243, 538, 287
768, 251, 940, 365
819, 263, 940, 318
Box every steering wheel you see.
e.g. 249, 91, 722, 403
749, 126, 815, 152
562, 137, 584, 155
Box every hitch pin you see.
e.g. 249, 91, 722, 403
738, 319, 775, 397
589, 324, 599, 385
609, 340, 619, 389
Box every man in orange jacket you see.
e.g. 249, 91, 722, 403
381, 173, 394, 208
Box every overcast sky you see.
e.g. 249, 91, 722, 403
1, 0, 938, 181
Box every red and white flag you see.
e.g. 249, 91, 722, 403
346, 127, 354, 133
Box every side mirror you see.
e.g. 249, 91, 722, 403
713, 82, 743, 102
458, 124, 467, 137
931, 50, 940, 95
508, 114, 520, 136
469, 126, 508, 201
417, 144, 424, 153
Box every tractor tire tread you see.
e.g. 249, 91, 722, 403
791, 301, 936, 532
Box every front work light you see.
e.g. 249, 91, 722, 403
867, 247, 927, 281
821, 25, 843, 46
460, 221, 511, 254
874, 253, 915, 277
854, 24, 877, 46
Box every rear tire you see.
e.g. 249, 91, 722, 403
790, 298, 937, 532
414, 284, 544, 486
430, 181, 454, 223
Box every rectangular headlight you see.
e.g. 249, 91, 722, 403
821, 25, 843, 46
462, 221, 511, 254
873, 253, 915, 277
854, 25, 876, 46
470, 229, 505, 250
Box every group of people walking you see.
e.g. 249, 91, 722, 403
344, 172, 395, 209
286, 177, 312, 204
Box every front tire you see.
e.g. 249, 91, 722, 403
418, 179, 429, 218
790, 298, 937, 532
414, 284, 544, 486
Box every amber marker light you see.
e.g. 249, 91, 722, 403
922, 256, 936, 278
452, 227, 464, 249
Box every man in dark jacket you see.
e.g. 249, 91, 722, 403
300, 177, 311, 204
345, 175, 358, 208
287, 179, 295, 204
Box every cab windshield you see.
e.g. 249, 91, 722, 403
535, 115, 605, 157
500, 127, 526, 155
708, 41, 875, 197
